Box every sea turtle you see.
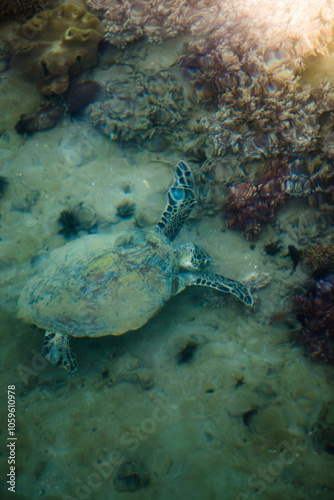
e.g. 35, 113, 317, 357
18, 161, 254, 372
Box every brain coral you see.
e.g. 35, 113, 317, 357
11, 4, 104, 95
89, 67, 195, 142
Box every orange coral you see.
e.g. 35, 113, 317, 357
11, 4, 104, 95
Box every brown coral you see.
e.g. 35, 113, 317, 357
86, 0, 221, 48
85, 0, 334, 160
177, 0, 334, 161
181, 34, 334, 160
11, 4, 104, 95
303, 244, 334, 278
86, 0, 334, 54
88, 67, 194, 142
293, 274, 334, 364
224, 160, 334, 240
0, 0, 57, 22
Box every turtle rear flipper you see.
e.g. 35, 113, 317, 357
156, 160, 196, 242
179, 271, 254, 307
42, 331, 77, 372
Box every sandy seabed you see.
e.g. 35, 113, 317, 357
0, 30, 334, 500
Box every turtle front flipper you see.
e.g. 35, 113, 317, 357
155, 160, 196, 242
42, 331, 77, 372
179, 271, 254, 307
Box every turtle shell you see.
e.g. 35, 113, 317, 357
18, 231, 179, 337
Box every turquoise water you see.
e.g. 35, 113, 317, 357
1, 2, 334, 500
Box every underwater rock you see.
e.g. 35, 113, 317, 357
11, 4, 104, 95
89, 68, 194, 142
224, 160, 334, 240
15, 81, 102, 135
15, 101, 65, 134
303, 244, 334, 279
293, 274, 334, 364
113, 461, 150, 492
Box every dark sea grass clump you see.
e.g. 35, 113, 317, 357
293, 275, 334, 364
58, 204, 98, 239
0, 176, 9, 197
64, 80, 101, 116
224, 159, 334, 240
116, 200, 136, 219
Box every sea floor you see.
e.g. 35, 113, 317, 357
0, 24, 334, 500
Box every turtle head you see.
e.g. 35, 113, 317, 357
178, 242, 211, 271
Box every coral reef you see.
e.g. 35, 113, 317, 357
0, 0, 57, 22
181, 29, 334, 160
85, 0, 334, 160
86, 0, 334, 53
11, 4, 104, 95
86, 0, 220, 47
200, 79, 334, 160
223, 160, 334, 240
88, 67, 195, 142
293, 274, 334, 364
303, 244, 334, 278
